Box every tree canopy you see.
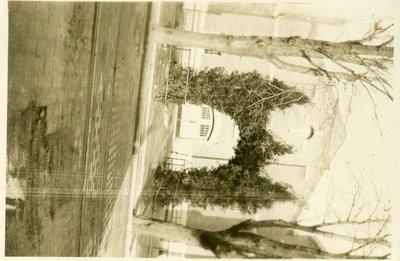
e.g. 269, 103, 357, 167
153, 164, 294, 214
163, 65, 309, 129
152, 66, 309, 213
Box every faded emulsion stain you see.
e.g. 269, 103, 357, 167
65, 4, 87, 51
7, 102, 49, 254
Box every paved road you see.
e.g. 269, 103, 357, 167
98, 2, 182, 256
6, 2, 150, 256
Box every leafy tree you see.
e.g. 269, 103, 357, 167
230, 127, 292, 172
159, 65, 307, 165
152, 66, 308, 213
153, 164, 294, 214
161, 65, 308, 128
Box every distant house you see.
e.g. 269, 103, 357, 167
175, 104, 214, 141
171, 103, 239, 169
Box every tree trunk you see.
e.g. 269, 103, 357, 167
152, 26, 393, 62
132, 216, 390, 259
132, 215, 204, 247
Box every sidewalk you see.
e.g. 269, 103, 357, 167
98, 2, 178, 256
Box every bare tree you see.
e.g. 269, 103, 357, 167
133, 177, 390, 259
152, 17, 393, 100
133, 212, 390, 258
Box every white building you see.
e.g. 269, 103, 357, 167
156, 2, 389, 258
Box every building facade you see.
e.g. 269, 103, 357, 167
160, 2, 351, 257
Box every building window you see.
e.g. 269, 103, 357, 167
204, 49, 221, 56
201, 107, 211, 119
200, 124, 210, 137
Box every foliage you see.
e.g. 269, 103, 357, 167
162, 65, 309, 167
152, 65, 308, 213
153, 165, 294, 214
164, 65, 308, 128
230, 127, 292, 172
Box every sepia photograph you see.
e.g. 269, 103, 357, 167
3, 0, 399, 258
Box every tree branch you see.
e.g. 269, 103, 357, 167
219, 218, 391, 247
359, 22, 394, 44
221, 228, 389, 259
265, 54, 365, 82
133, 216, 390, 258
316, 48, 393, 100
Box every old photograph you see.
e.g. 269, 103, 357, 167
3, 0, 398, 258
